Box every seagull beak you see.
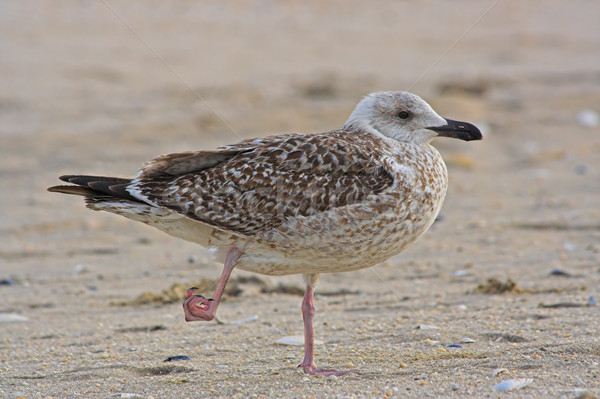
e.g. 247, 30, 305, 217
427, 118, 482, 141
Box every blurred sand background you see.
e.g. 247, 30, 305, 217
1, 1, 600, 398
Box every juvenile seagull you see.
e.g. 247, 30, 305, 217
49, 91, 481, 376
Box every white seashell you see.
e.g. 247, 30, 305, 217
576, 109, 599, 127
453, 269, 473, 277
215, 314, 258, 325
276, 335, 324, 346
416, 324, 439, 330
493, 378, 533, 391
0, 313, 29, 322
72, 263, 89, 274
491, 368, 508, 376
459, 338, 475, 343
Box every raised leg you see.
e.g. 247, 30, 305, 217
299, 274, 359, 376
183, 247, 242, 322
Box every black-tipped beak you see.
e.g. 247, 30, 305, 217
427, 118, 482, 141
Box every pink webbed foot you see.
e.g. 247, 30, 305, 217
182, 248, 242, 323
183, 287, 217, 321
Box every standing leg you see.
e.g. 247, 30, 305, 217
183, 247, 242, 322
299, 274, 359, 376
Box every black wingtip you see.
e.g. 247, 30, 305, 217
50, 175, 137, 201
58, 175, 77, 183
57, 175, 131, 186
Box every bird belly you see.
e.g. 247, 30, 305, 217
234, 191, 446, 276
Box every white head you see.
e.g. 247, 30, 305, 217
344, 91, 481, 144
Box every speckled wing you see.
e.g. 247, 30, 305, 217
128, 131, 394, 236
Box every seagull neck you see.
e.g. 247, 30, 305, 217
344, 120, 378, 134
359, 127, 422, 150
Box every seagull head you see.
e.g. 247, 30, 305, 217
344, 91, 482, 144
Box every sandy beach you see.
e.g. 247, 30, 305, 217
1, 1, 600, 397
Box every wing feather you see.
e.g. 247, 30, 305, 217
130, 131, 394, 235
137, 148, 250, 179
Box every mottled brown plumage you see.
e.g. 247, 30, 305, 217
49, 91, 482, 376
134, 132, 392, 234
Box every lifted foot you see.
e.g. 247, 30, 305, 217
183, 287, 217, 321
182, 248, 242, 323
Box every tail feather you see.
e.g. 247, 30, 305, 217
47, 185, 97, 196
49, 174, 218, 247
49, 175, 139, 202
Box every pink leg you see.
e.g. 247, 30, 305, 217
183, 247, 242, 322
299, 283, 359, 376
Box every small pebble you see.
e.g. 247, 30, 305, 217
459, 338, 475, 344
491, 368, 508, 376
493, 378, 533, 391
574, 164, 588, 175
550, 268, 572, 277
450, 382, 460, 391
446, 344, 462, 348
164, 355, 191, 362
562, 242, 577, 251
589, 297, 597, 306
0, 278, 14, 286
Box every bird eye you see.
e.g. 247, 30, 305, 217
397, 111, 410, 119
